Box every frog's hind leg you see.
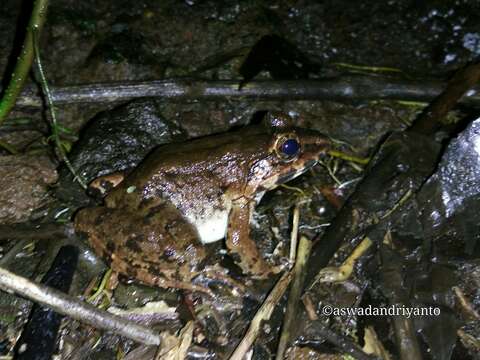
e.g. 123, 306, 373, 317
79, 204, 215, 296
100, 251, 215, 297
123, 265, 215, 297
199, 265, 246, 293
76, 202, 218, 296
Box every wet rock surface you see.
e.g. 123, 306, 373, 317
62, 99, 186, 184
3, 0, 480, 85
419, 117, 480, 257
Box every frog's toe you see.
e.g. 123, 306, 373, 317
252, 267, 283, 279
152, 277, 215, 297
200, 266, 246, 294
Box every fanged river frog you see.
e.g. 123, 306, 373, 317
75, 112, 330, 293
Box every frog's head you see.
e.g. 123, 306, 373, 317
247, 112, 331, 193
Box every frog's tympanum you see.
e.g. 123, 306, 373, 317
75, 112, 330, 293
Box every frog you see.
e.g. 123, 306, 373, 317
75, 112, 331, 294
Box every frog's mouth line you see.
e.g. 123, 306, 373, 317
275, 159, 318, 185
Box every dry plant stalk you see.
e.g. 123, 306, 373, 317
229, 271, 293, 360
276, 235, 313, 359
0, 266, 161, 345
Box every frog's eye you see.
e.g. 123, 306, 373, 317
281, 138, 300, 156
275, 134, 301, 160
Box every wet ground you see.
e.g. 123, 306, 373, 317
0, 0, 480, 359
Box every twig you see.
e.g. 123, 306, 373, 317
154, 321, 193, 360
312, 236, 373, 284
453, 286, 480, 320
328, 149, 370, 165
289, 205, 301, 262
275, 236, 312, 360
363, 326, 392, 360
301, 294, 318, 321
229, 271, 293, 360
457, 329, 480, 352
379, 246, 422, 360
0, 266, 161, 345
410, 62, 480, 135
11, 76, 480, 108
0, 222, 73, 242
0, 239, 31, 268
0, 0, 49, 125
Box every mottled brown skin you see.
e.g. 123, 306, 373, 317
75, 112, 330, 292
75, 198, 210, 293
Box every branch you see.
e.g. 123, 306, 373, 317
410, 61, 480, 135
12, 76, 480, 108
0, 266, 161, 345
276, 236, 312, 359
229, 271, 293, 360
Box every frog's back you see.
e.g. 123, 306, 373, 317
136, 126, 269, 171
104, 125, 272, 244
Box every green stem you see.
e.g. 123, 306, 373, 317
0, 0, 50, 126
32, 29, 87, 189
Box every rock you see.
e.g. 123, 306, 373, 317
418, 117, 480, 256
0, 155, 57, 224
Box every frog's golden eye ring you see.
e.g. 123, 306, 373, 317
274, 133, 301, 161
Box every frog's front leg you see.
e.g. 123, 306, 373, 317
226, 198, 280, 279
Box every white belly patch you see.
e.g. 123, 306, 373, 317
186, 208, 230, 244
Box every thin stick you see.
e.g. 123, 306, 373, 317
0, 222, 72, 241
0, 266, 161, 345
276, 236, 313, 360
410, 62, 480, 135
32, 28, 87, 189
453, 286, 480, 320
11, 76, 480, 108
0, 239, 31, 268
289, 205, 301, 262
302, 294, 318, 321
229, 271, 293, 360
